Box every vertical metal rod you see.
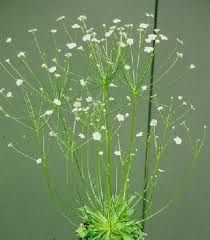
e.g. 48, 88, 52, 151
142, 0, 159, 232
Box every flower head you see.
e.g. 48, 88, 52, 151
150, 119, 158, 127
174, 136, 182, 145
48, 66, 56, 73
56, 16, 65, 22
144, 46, 154, 53
92, 132, 101, 141
53, 98, 61, 106
16, 79, 24, 86
66, 43, 77, 49
36, 158, 42, 164
116, 114, 125, 122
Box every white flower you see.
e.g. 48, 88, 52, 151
159, 34, 168, 40
92, 132, 101, 141
124, 64, 131, 70
36, 158, 42, 164
189, 64, 196, 69
82, 34, 91, 42
86, 96, 93, 103
116, 114, 125, 122
66, 43, 77, 49
139, 23, 149, 29
178, 96, 183, 100
64, 52, 72, 58
53, 98, 61, 106
148, 34, 157, 40
49, 131, 57, 137
113, 18, 121, 24
79, 133, 85, 139
48, 66, 56, 73
6, 37, 12, 43
158, 168, 165, 173
78, 15, 87, 21
16, 79, 24, 86
50, 29, 57, 33
150, 119, 158, 127
125, 113, 129, 118
109, 83, 117, 88
5, 59, 10, 64
44, 109, 54, 116
6, 92, 13, 98
118, 41, 126, 48
183, 101, 187, 106
56, 16, 65, 22
105, 30, 113, 38
174, 136, 182, 145
80, 79, 87, 86
28, 29, 37, 33
17, 51, 26, 58
72, 24, 80, 29
41, 63, 47, 69
114, 150, 121, 156
141, 85, 147, 91
127, 38, 134, 46
145, 13, 154, 18
136, 132, 143, 137
77, 46, 84, 51
126, 96, 131, 101
8, 142, 13, 148
176, 52, 183, 58
144, 46, 154, 53
157, 106, 163, 111
176, 38, 184, 45
98, 151, 104, 156
73, 101, 81, 108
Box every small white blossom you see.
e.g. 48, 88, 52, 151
127, 38, 134, 46
114, 150, 121, 156
48, 66, 56, 73
176, 52, 183, 58
158, 168, 165, 173
78, 133, 85, 139
17, 51, 26, 58
124, 64, 131, 70
178, 96, 183, 100
53, 98, 61, 106
82, 34, 91, 42
50, 29, 57, 33
159, 34, 168, 40
113, 18, 121, 24
183, 101, 187, 106
73, 101, 81, 108
109, 83, 117, 88
44, 109, 54, 116
6, 92, 13, 98
98, 151, 104, 156
8, 142, 13, 148
78, 15, 87, 21
139, 23, 149, 29
64, 52, 72, 58
28, 29, 37, 33
77, 46, 84, 51
86, 96, 93, 103
56, 16, 65, 22
126, 96, 131, 101
150, 119, 158, 127
145, 13, 154, 18
5, 59, 10, 64
92, 132, 101, 141
136, 132, 143, 137
148, 34, 157, 40
80, 79, 87, 86
118, 41, 126, 48
49, 131, 57, 137
125, 113, 129, 118
72, 24, 80, 29
176, 38, 184, 45
16, 79, 24, 86
6, 37, 12, 43
141, 85, 147, 91
36, 158, 42, 164
174, 136, 182, 145
109, 97, 115, 101
105, 30, 113, 38
0, 88, 5, 93
157, 106, 163, 111
144, 46, 154, 53
116, 114, 125, 122
66, 43, 77, 49
189, 64, 196, 69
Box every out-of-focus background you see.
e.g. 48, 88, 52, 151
0, 0, 209, 239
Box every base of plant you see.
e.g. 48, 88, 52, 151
76, 195, 144, 240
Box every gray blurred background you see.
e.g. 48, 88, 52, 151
0, 0, 209, 239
